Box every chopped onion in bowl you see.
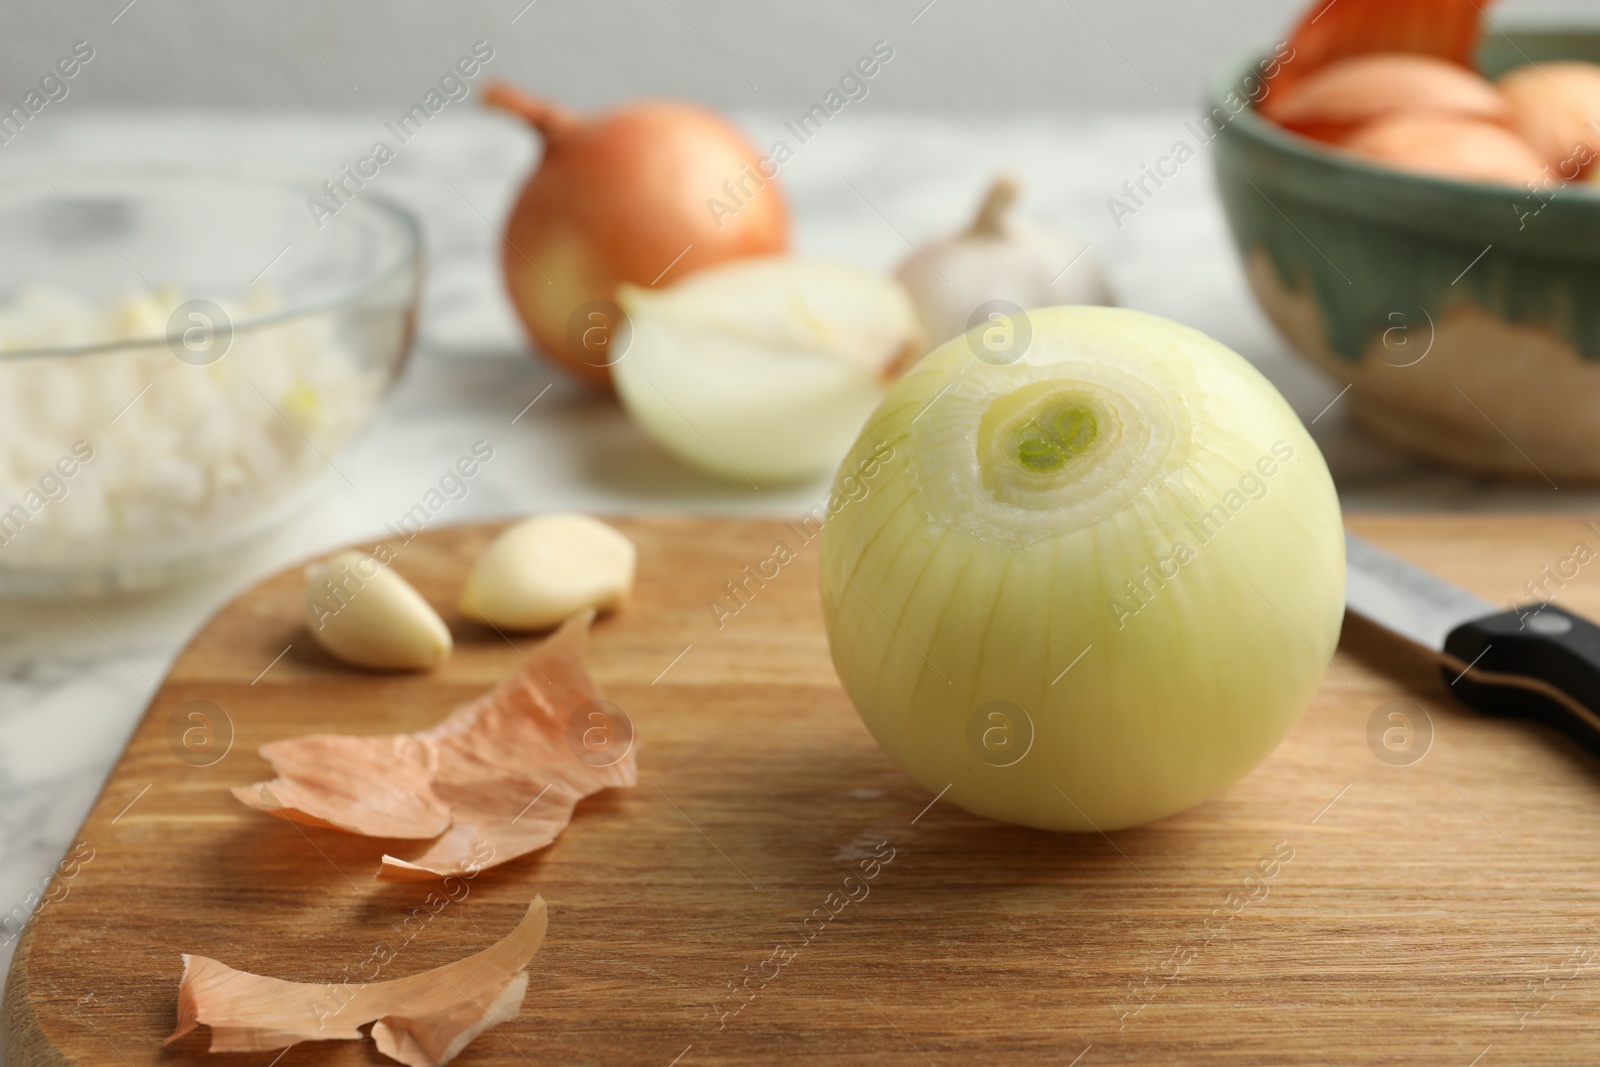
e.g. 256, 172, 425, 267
0, 284, 385, 592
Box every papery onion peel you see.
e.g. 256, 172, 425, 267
233, 609, 636, 880
166, 896, 546, 1067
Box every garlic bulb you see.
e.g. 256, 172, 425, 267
894, 177, 1112, 355
459, 513, 636, 631
304, 551, 453, 671
819, 306, 1344, 832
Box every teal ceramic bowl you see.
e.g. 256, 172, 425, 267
1212, 31, 1600, 482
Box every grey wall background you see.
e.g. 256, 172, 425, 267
2, 0, 1597, 114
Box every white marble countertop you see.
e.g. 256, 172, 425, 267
0, 108, 1586, 1000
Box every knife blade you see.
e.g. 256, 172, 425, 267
1344, 532, 1496, 652
1345, 531, 1600, 755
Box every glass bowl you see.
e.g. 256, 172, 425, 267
0, 167, 422, 596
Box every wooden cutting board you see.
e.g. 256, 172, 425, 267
7, 514, 1600, 1067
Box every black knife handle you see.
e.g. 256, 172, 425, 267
1443, 604, 1600, 758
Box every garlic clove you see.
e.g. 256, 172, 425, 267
895, 176, 1113, 356
304, 551, 453, 671
458, 514, 636, 631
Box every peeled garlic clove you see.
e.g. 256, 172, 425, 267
894, 176, 1112, 356
304, 551, 452, 671
613, 258, 920, 484
459, 514, 636, 631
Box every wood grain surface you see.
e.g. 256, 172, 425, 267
7, 514, 1600, 1066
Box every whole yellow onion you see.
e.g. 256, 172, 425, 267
819, 306, 1344, 831
484, 82, 790, 390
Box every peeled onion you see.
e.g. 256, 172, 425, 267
485, 83, 789, 389
612, 258, 920, 485
1338, 113, 1548, 186
1499, 61, 1600, 174
1263, 53, 1509, 141
819, 306, 1344, 831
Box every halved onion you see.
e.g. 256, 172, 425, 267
819, 306, 1344, 831
612, 258, 920, 485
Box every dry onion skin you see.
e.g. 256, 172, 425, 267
819, 306, 1344, 831
234, 610, 637, 879
167, 897, 546, 1067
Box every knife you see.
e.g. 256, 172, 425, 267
1345, 531, 1600, 756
